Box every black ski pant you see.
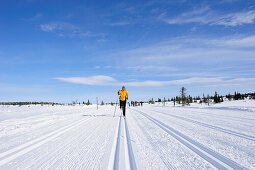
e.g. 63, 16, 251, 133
120, 100, 126, 116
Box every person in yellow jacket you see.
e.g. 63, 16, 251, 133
118, 86, 129, 117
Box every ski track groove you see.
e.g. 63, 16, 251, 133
162, 106, 255, 124
131, 108, 210, 169
76, 117, 114, 169
0, 117, 91, 167
13, 117, 93, 170
152, 109, 255, 142
39, 117, 105, 169
107, 116, 122, 170
0, 117, 91, 169
60, 122, 103, 170
108, 115, 137, 170
38, 112, 115, 169
0, 115, 81, 148
132, 108, 248, 170
189, 108, 255, 122
124, 117, 137, 170
63, 119, 105, 169
113, 116, 122, 170
16, 117, 99, 169
128, 110, 174, 170
131, 112, 184, 170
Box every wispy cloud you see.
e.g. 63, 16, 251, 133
125, 77, 222, 87
22, 13, 43, 22
208, 35, 255, 47
0, 84, 45, 93
40, 23, 58, 32
40, 22, 78, 32
109, 21, 131, 26
216, 10, 255, 26
105, 34, 255, 80
161, 7, 255, 26
56, 75, 255, 87
56, 75, 118, 86
220, 0, 238, 3
127, 65, 177, 72
116, 34, 255, 61
40, 22, 105, 38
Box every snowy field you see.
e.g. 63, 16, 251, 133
0, 100, 254, 169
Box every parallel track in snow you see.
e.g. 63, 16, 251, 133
108, 116, 122, 170
124, 118, 137, 170
0, 117, 92, 167
38, 117, 108, 170
131, 112, 191, 169
108, 116, 137, 170
132, 108, 247, 170
152, 109, 255, 142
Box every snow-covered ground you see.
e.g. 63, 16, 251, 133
0, 100, 254, 169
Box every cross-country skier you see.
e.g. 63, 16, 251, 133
118, 86, 129, 117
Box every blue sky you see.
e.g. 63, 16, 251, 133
0, 0, 255, 103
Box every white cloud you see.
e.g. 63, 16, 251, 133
56, 75, 255, 87
161, 7, 255, 26
55, 34, 255, 87
40, 23, 58, 32
0, 84, 45, 93
116, 34, 255, 62
221, 0, 237, 2
40, 22, 105, 38
125, 77, 222, 87
215, 10, 255, 26
56, 75, 118, 86
226, 78, 255, 83
40, 22, 78, 32
127, 65, 177, 72
109, 21, 131, 26
212, 35, 255, 47
22, 13, 42, 22
103, 34, 255, 81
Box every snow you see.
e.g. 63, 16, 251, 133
0, 100, 254, 169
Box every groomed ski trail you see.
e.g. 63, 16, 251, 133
108, 116, 137, 170
0, 117, 92, 166
129, 109, 199, 169
151, 109, 255, 141
132, 108, 248, 170
0, 104, 254, 169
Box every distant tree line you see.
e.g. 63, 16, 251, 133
0, 102, 62, 106
1, 90, 254, 107
148, 87, 255, 106
82, 100, 91, 105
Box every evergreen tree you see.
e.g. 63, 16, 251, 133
180, 87, 187, 106
203, 93, 207, 103
149, 98, 155, 104
214, 91, 220, 103
188, 95, 193, 103
226, 93, 232, 101
86, 100, 91, 105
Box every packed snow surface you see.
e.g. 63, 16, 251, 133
0, 100, 254, 169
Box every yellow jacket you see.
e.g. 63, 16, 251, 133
118, 90, 129, 101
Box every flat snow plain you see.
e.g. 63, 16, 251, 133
0, 100, 254, 169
